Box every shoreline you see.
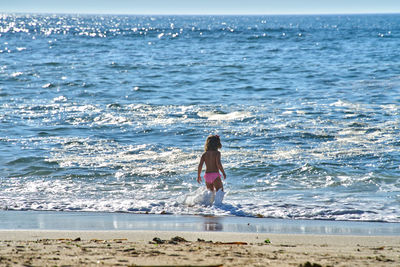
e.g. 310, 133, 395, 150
1, 210, 399, 236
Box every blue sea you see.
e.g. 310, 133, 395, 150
0, 13, 399, 222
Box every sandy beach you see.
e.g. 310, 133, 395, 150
0, 230, 399, 266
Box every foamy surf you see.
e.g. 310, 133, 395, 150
214, 189, 225, 206
184, 188, 225, 207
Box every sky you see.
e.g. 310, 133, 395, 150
1, 0, 399, 15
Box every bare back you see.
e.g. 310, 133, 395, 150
197, 145, 226, 190
202, 150, 220, 173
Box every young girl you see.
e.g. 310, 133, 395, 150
197, 135, 226, 192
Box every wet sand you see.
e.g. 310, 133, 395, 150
1, 230, 399, 266
1, 211, 399, 235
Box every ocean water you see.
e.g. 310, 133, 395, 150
0, 14, 399, 222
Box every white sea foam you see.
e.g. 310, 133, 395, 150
214, 189, 225, 206
10, 71, 23, 77
52, 95, 67, 102
184, 188, 215, 207
197, 111, 252, 121
46, 137, 199, 177
2, 187, 398, 222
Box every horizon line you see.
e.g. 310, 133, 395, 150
2, 11, 400, 16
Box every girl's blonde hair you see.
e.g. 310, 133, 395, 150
204, 135, 222, 151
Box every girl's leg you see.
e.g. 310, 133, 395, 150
212, 177, 223, 192
205, 182, 214, 191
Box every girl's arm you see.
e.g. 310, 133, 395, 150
216, 152, 226, 179
197, 154, 205, 183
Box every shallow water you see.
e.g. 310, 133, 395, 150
0, 14, 399, 222
1, 211, 400, 235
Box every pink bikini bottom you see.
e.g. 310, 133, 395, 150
204, 172, 221, 184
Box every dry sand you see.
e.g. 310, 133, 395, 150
0, 230, 399, 266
